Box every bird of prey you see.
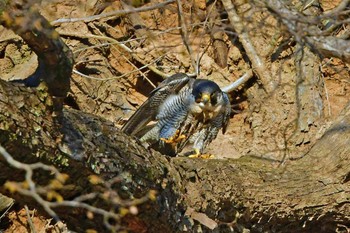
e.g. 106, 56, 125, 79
122, 73, 231, 157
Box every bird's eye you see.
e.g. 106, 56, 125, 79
210, 92, 217, 99
211, 93, 218, 105
195, 93, 202, 103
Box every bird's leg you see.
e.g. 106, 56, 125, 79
188, 148, 214, 159
160, 130, 186, 144
188, 148, 201, 158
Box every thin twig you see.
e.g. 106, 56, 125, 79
59, 32, 132, 52
176, 0, 198, 74
0, 146, 60, 220
221, 0, 275, 92
60, 32, 168, 78
117, 50, 157, 88
24, 205, 37, 233
0, 145, 153, 231
73, 54, 166, 81
0, 199, 14, 220
221, 70, 254, 93
196, 0, 218, 69
51, 0, 176, 25
87, 22, 156, 87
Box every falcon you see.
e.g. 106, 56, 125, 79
122, 73, 231, 157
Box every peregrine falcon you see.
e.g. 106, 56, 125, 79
122, 73, 231, 157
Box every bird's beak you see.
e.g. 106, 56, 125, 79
201, 93, 210, 104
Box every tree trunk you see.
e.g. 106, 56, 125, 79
0, 78, 349, 232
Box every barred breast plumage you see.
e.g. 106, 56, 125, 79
122, 73, 231, 157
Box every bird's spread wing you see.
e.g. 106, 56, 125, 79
121, 73, 191, 136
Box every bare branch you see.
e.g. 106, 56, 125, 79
265, 0, 350, 62
306, 36, 350, 63
221, 70, 254, 93
24, 205, 37, 233
51, 0, 176, 25
0, 145, 153, 232
60, 31, 169, 78
324, 0, 350, 15
221, 0, 276, 93
176, 0, 198, 74
1, 3, 73, 100
73, 54, 166, 82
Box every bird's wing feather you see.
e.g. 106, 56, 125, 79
221, 92, 231, 134
157, 91, 192, 139
121, 73, 191, 136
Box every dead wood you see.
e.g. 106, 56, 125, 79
0, 1, 73, 99
221, 0, 276, 93
266, 0, 350, 63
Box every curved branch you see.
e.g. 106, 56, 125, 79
266, 0, 350, 62
221, 0, 276, 93
1, 2, 73, 99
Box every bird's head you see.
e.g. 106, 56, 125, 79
192, 79, 222, 107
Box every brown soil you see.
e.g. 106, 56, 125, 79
1, 207, 65, 233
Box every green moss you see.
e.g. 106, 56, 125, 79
53, 153, 69, 167
0, 1, 9, 13
33, 125, 41, 132
9, 133, 18, 141
31, 137, 39, 145
0, 121, 9, 131
45, 97, 53, 107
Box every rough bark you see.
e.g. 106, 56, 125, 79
0, 193, 13, 212
0, 78, 349, 232
225, 0, 327, 160
292, 0, 324, 154
0, 79, 171, 232
0, 0, 73, 100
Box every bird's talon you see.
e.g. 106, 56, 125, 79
160, 137, 173, 144
188, 154, 214, 159
188, 149, 214, 159
161, 130, 186, 144
176, 134, 186, 142
200, 154, 215, 159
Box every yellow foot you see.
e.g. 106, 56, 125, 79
200, 154, 215, 159
160, 130, 186, 144
188, 149, 215, 159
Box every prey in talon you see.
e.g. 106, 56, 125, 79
121, 73, 231, 157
